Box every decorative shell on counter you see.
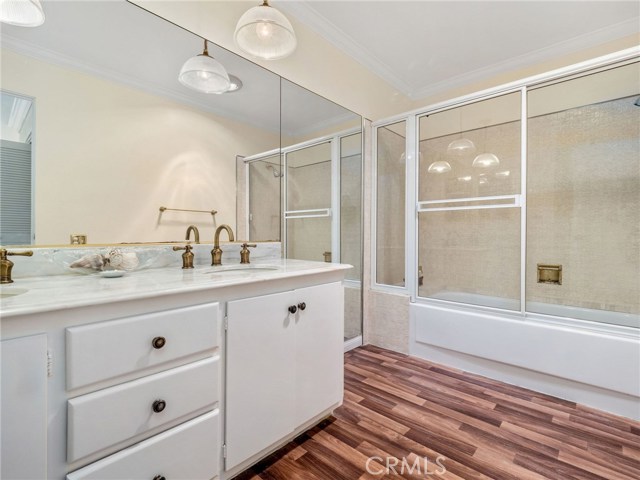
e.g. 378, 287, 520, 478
69, 253, 108, 271
69, 249, 139, 272
107, 249, 139, 271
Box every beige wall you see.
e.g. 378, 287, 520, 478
1, 49, 278, 245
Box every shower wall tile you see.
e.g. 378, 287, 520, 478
526, 97, 640, 315
248, 158, 281, 242
376, 126, 406, 286
365, 290, 410, 353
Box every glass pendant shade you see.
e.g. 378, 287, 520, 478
427, 161, 452, 174
225, 75, 243, 93
0, 0, 45, 27
234, 1, 297, 60
472, 153, 500, 168
179, 40, 230, 94
447, 138, 476, 155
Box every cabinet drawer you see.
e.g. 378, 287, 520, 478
66, 302, 219, 390
67, 410, 220, 480
68, 357, 219, 463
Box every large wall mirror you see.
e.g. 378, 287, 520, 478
1, 0, 283, 246
1, 0, 363, 340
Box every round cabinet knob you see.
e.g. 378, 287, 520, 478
152, 399, 167, 413
298, 302, 306, 311
288, 305, 297, 314
152, 336, 166, 349
153, 476, 166, 480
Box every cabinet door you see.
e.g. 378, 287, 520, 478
226, 290, 296, 470
294, 282, 344, 426
1, 334, 48, 480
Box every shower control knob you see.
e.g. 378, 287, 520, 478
152, 336, 166, 349
288, 305, 297, 314
298, 302, 306, 311
152, 399, 166, 413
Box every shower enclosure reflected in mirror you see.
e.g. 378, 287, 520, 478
238, 79, 363, 345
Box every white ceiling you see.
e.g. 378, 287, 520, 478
281, 1, 640, 100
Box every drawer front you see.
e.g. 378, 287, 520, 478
67, 302, 219, 390
68, 357, 219, 463
67, 410, 220, 480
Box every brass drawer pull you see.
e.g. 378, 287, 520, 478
152, 399, 166, 413
152, 336, 166, 349
288, 305, 297, 314
153, 475, 166, 480
298, 302, 306, 311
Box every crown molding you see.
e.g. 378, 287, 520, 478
279, 2, 415, 96
410, 16, 640, 100
0, 34, 281, 135
280, 3, 639, 101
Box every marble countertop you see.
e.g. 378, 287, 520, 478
0, 259, 351, 318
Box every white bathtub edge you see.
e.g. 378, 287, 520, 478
409, 303, 640, 420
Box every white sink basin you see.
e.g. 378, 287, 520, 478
0, 287, 29, 299
199, 265, 280, 275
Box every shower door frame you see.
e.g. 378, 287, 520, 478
242, 148, 282, 243
370, 46, 640, 334
282, 128, 362, 285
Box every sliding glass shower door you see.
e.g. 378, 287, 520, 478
283, 131, 363, 343
284, 141, 333, 262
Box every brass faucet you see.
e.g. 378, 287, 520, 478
0, 248, 34, 284
173, 244, 195, 269
185, 225, 200, 244
211, 225, 234, 265
240, 243, 257, 264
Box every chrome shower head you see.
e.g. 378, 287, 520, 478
266, 164, 283, 178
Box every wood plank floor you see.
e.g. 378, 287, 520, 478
235, 345, 640, 480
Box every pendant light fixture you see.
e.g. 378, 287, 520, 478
427, 161, 452, 174
179, 39, 230, 94
472, 153, 500, 168
0, 0, 45, 27
234, 0, 297, 60
447, 138, 476, 155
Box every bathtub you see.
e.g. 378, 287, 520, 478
410, 293, 640, 420
427, 291, 639, 328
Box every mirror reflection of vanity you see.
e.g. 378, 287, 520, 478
0, 0, 361, 247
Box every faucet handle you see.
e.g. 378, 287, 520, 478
240, 243, 257, 264
0, 248, 34, 284
172, 244, 194, 269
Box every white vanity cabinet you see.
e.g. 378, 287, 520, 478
66, 302, 222, 480
0, 334, 48, 480
225, 281, 344, 471
0, 260, 349, 480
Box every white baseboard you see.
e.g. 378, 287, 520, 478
344, 335, 363, 352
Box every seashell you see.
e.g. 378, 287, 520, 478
107, 249, 139, 271
70, 253, 108, 271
